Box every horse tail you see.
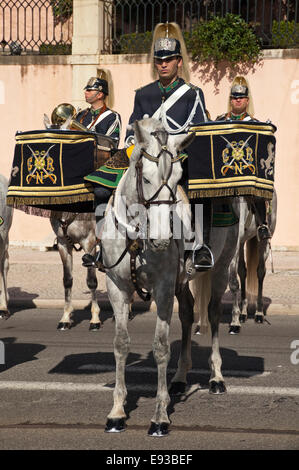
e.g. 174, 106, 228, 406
245, 236, 259, 302
191, 271, 211, 334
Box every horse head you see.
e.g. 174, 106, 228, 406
126, 118, 194, 251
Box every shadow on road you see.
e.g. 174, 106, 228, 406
0, 336, 46, 372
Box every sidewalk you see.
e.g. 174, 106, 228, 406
6, 245, 299, 314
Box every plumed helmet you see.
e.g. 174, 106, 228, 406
150, 22, 190, 82
84, 77, 109, 95
51, 103, 76, 126
228, 76, 254, 116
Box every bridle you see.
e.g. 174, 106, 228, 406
135, 129, 184, 209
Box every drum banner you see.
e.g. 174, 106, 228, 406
6, 130, 97, 214
187, 121, 276, 199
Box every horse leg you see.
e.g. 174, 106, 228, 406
86, 266, 101, 331
208, 275, 228, 394
238, 243, 248, 323
169, 282, 194, 395
105, 278, 131, 433
255, 241, 269, 324
228, 251, 241, 334
0, 242, 10, 319
56, 240, 74, 330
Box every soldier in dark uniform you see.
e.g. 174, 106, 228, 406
216, 76, 271, 240
125, 22, 214, 271
76, 76, 121, 145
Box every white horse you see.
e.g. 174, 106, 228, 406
100, 118, 239, 436
43, 114, 101, 331
0, 175, 13, 319
228, 192, 277, 333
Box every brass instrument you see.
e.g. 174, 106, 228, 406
51, 103, 76, 126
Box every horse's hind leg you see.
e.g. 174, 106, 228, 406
228, 250, 241, 334
105, 278, 131, 433
170, 282, 194, 395
0, 241, 10, 319
255, 241, 269, 324
238, 243, 248, 323
57, 240, 74, 330
86, 266, 100, 331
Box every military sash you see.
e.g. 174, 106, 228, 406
187, 121, 276, 199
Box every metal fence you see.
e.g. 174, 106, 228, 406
0, 0, 72, 55
1, 0, 298, 55
103, 0, 299, 53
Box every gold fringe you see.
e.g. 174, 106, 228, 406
188, 188, 273, 200
7, 193, 94, 207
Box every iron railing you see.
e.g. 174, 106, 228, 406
1, 0, 298, 55
103, 0, 299, 53
0, 0, 72, 55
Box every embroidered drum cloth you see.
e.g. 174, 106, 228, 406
187, 121, 276, 199
6, 129, 97, 214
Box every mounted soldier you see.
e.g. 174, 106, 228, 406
216, 76, 271, 240
125, 22, 214, 271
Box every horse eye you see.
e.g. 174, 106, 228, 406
143, 177, 150, 184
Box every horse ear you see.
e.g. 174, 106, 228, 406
174, 132, 195, 151
133, 120, 149, 148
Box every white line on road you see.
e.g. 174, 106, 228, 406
0, 380, 298, 396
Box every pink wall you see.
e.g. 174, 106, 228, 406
1, 53, 299, 248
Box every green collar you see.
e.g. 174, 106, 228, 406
90, 107, 101, 116
158, 78, 180, 94
230, 112, 247, 120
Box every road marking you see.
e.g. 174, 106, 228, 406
0, 380, 298, 396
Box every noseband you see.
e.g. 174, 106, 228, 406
135, 130, 181, 209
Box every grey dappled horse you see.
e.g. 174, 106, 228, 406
228, 192, 277, 334
44, 114, 100, 331
101, 118, 239, 436
0, 175, 13, 319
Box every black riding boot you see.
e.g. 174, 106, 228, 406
192, 199, 214, 271
82, 186, 111, 268
253, 198, 271, 241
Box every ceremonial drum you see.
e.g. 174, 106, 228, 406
6, 129, 108, 215
187, 121, 276, 200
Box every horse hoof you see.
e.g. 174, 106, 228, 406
105, 418, 126, 433
148, 422, 169, 437
239, 314, 247, 323
0, 311, 10, 320
57, 322, 71, 330
255, 316, 264, 324
89, 322, 101, 331
209, 380, 226, 394
194, 325, 201, 335
229, 325, 240, 335
169, 382, 186, 396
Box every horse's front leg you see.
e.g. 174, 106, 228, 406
228, 250, 242, 334
0, 243, 10, 319
148, 290, 174, 437
238, 243, 248, 323
169, 282, 194, 395
56, 239, 74, 330
105, 277, 132, 433
82, 232, 101, 330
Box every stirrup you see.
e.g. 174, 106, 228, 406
192, 244, 214, 271
257, 224, 271, 241
82, 248, 102, 268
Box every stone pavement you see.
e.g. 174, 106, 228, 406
6, 245, 299, 314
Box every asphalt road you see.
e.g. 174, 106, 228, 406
0, 306, 299, 453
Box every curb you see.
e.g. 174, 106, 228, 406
8, 298, 299, 315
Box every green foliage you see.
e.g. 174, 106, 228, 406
50, 0, 73, 24
271, 20, 299, 48
39, 42, 71, 55
185, 14, 262, 65
119, 31, 153, 54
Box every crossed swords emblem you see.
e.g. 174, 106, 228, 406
26, 144, 57, 184
220, 135, 255, 176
